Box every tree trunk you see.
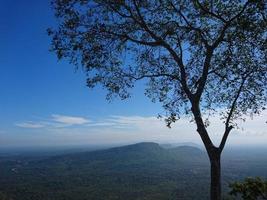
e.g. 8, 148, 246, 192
191, 103, 223, 200
210, 153, 221, 200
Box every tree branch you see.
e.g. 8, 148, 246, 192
218, 126, 233, 153
125, 73, 180, 81
169, 1, 210, 48
212, 1, 249, 49
194, 1, 250, 102
194, 47, 213, 100
132, 0, 193, 100
105, 30, 161, 47
107, 3, 132, 18
191, 103, 216, 158
218, 75, 247, 152
225, 78, 246, 129
195, 0, 227, 23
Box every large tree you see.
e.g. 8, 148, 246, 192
48, 0, 267, 199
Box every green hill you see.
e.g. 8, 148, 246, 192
0, 143, 267, 200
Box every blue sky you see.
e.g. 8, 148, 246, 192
0, 0, 266, 147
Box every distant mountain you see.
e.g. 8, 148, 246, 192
33, 142, 207, 169
160, 142, 203, 149
0, 143, 267, 200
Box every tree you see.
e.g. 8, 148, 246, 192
0, 192, 13, 200
228, 177, 267, 200
48, 0, 267, 199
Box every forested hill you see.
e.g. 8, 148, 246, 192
35, 142, 207, 166
0, 143, 267, 200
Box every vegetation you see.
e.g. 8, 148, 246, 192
48, 1, 267, 199
0, 192, 13, 200
0, 143, 267, 200
228, 177, 267, 200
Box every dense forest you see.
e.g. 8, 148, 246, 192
0, 143, 267, 200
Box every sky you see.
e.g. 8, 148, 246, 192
0, 0, 266, 148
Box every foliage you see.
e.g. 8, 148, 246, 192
0, 192, 13, 200
48, 0, 267, 127
229, 177, 267, 200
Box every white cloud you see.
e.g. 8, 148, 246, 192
109, 115, 158, 124
12, 111, 267, 146
15, 114, 91, 129
15, 122, 45, 128
51, 114, 90, 125
107, 115, 165, 130
86, 122, 116, 127
93, 112, 267, 145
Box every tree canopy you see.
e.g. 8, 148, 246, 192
49, 0, 266, 128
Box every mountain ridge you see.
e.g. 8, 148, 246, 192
1, 142, 267, 200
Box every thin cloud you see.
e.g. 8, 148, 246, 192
51, 114, 90, 125
15, 114, 91, 129
108, 115, 160, 126
12, 111, 267, 146
86, 122, 116, 127
15, 122, 45, 128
